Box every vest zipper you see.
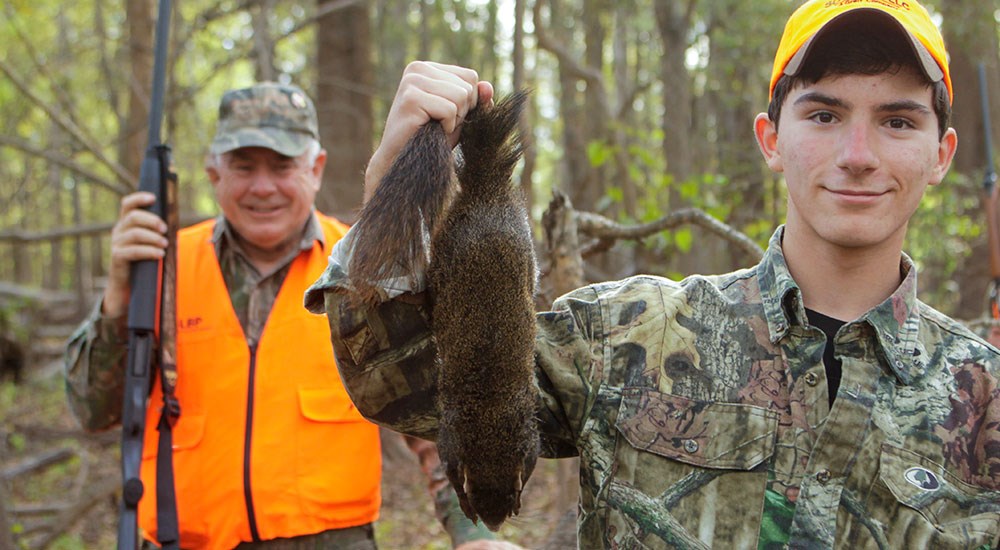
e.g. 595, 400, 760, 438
243, 342, 261, 542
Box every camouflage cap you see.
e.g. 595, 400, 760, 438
210, 82, 319, 157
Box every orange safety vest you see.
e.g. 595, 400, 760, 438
138, 214, 381, 550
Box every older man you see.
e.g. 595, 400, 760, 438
65, 82, 507, 549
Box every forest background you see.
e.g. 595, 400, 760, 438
1, 0, 999, 548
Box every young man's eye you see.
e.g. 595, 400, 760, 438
887, 118, 914, 130
810, 112, 836, 124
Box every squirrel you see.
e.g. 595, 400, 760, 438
348, 90, 540, 531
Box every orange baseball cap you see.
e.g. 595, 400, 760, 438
769, 0, 951, 103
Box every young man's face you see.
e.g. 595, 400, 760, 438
755, 66, 957, 253
207, 146, 326, 252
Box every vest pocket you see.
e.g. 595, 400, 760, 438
609, 388, 778, 549
875, 444, 1000, 547
294, 387, 380, 519
298, 388, 367, 423
141, 414, 205, 460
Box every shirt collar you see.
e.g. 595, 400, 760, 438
757, 225, 923, 385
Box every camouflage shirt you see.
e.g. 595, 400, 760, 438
307, 226, 1000, 549
64, 213, 493, 548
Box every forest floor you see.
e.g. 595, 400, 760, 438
1, 360, 577, 550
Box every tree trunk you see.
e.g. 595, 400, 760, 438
123, 0, 154, 184
583, 0, 614, 212
513, 0, 536, 214
540, 0, 595, 212
940, 0, 1000, 176
654, 0, 694, 188
375, 0, 410, 128
250, 0, 278, 82
14, 159, 32, 286
315, 0, 373, 222
0, 477, 12, 550
940, 0, 1000, 320
539, 190, 583, 529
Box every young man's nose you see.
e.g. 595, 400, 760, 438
835, 122, 880, 175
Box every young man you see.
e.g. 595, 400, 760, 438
65, 82, 509, 549
307, 1, 1000, 548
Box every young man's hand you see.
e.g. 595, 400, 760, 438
364, 61, 494, 202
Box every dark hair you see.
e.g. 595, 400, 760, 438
767, 17, 951, 140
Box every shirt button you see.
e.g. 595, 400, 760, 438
804, 372, 819, 386
683, 439, 699, 454
816, 469, 831, 484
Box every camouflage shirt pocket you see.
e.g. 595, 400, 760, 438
615, 387, 778, 469
875, 444, 1000, 548
605, 388, 778, 549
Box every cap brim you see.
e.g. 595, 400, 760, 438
783, 9, 944, 84
209, 127, 312, 157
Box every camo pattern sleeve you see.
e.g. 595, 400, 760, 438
313, 226, 1000, 549
63, 299, 128, 432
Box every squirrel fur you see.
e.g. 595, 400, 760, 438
348, 91, 540, 531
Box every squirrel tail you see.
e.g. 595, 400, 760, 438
348, 121, 454, 304
456, 90, 529, 199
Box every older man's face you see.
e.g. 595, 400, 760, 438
208, 146, 325, 254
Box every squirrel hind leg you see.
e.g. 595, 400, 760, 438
456, 90, 530, 194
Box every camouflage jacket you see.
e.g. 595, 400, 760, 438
307, 226, 1000, 549
64, 214, 493, 548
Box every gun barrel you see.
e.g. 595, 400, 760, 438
979, 63, 996, 190
119, 0, 173, 548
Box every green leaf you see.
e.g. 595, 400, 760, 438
587, 140, 612, 168
674, 228, 693, 253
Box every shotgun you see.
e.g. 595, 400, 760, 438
118, 0, 179, 547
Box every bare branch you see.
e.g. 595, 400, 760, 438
0, 58, 135, 190
0, 212, 210, 243
1, 448, 75, 480
0, 222, 115, 243
576, 207, 765, 260
0, 136, 130, 196
532, 0, 610, 115
24, 475, 119, 550
8, 424, 120, 445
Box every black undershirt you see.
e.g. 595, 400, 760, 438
805, 308, 846, 407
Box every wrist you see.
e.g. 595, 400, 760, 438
434, 485, 495, 547
101, 288, 128, 318
363, 153, 388, 204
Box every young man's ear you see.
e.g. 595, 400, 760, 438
929, 128, 958, 187
754, 113, 783, 173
